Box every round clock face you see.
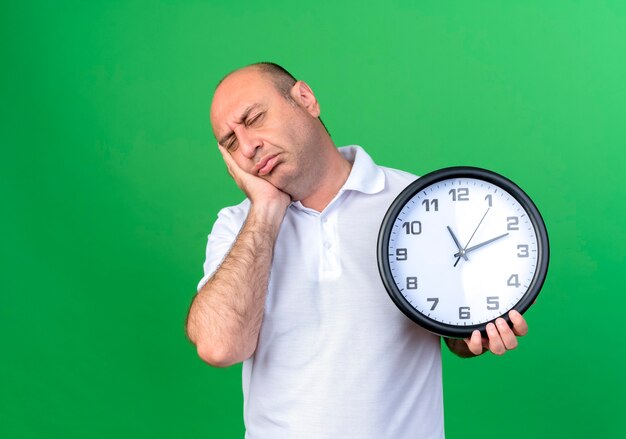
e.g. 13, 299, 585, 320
377, 167, 549, 338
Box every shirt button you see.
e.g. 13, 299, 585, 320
324, 242, 332, 249
321, 217, 328, 223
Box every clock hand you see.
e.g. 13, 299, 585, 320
454, 232, 509, 258
447, 226, 468, 261
454, 207, 490, 267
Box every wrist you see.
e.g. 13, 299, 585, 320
445, 337, 485, 358
246, 201, 289, 235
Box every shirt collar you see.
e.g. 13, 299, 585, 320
290, 145, 386, 213
337, 145, 386, 195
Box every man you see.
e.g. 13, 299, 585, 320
186, 62, 528, 438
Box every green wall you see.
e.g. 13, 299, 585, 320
2, 1, 625, 437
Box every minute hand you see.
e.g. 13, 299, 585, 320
454, 233, 509, 258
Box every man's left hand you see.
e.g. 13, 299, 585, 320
464, 310, 528, 356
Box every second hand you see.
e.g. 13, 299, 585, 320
454, 207, 491, 267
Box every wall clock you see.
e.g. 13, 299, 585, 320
377, 167, 549, 338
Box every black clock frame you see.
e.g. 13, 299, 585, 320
377, 166, 550, 338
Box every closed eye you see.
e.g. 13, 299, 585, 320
245, 112, 265, 127
224, 135, 238, 151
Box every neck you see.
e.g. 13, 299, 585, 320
299, 147, 352, 212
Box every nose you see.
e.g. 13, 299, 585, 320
234, 127, 262, 160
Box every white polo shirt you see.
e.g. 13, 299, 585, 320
198, 146, 444, 439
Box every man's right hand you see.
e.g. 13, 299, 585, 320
218, 145, 291, 220
188, 147, 290, 367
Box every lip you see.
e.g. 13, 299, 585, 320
255, 154, 279, 176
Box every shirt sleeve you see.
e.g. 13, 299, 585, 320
196, 200, 250, 292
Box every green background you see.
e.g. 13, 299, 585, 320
2, 1, 625, 437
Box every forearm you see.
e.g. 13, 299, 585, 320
186, 204, 285, 366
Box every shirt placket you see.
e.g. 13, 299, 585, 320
319, 208, 341, 279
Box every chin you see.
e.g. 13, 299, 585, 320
266, 168, 287, 189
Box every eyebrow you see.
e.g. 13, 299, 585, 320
218, 103, 263, 145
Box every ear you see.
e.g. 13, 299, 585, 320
290, 81, 320, 117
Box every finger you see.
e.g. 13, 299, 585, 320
218, 144, 251, 188
464, 330, 484, 356
495, 317, 518, 350
486, 322, 506, 355
217, 144, 238, 177
509, 310, 528, 336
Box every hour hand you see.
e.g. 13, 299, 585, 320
447, 226, 468, 261
454, 233, 510, 258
